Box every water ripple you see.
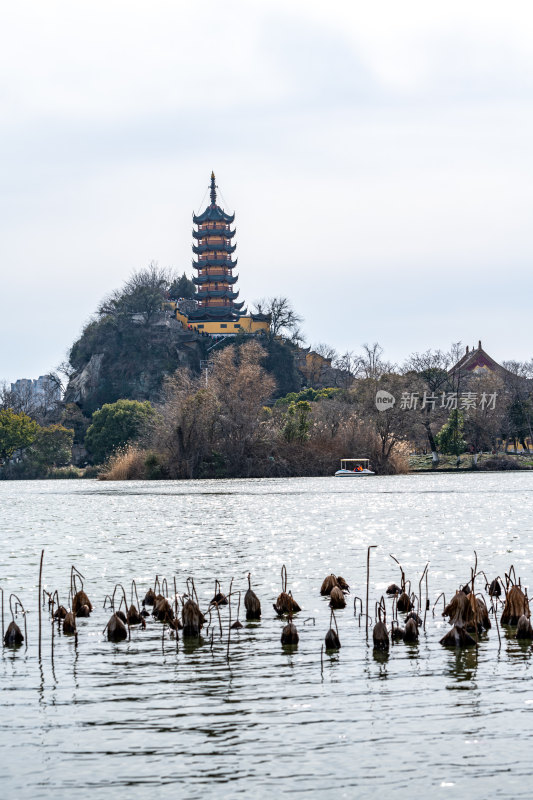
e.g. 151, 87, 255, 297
0, 473, 532, 799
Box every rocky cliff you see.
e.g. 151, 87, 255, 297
64, 313, 205, 413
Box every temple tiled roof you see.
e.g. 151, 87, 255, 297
450, 342, 514, 378
187, 306, 245, 321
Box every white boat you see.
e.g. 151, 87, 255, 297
334, 458, 375, 476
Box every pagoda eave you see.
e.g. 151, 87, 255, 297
192, 258, 237, 270
192, 243, 237, 255
192, 227, 235, 240
192, 273, 238, 286
192, 205, 235, 225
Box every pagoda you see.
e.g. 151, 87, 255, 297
167, 173, 270, 336
188, 172, 245, 324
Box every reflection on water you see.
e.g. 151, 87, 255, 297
446, 646, 479, 683
1, 473, 533, 799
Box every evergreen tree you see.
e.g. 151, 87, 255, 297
85, 399, 157, 463
168, 272, 195, 299
283, 400, 312, 443
436, 409, 467, 457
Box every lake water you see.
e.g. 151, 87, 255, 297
1, 473, 533, 799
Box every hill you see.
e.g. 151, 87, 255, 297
64, 266, 308, 414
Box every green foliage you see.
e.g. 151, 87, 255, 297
0, 417, 73, 477
27, 425, 74, 470
61, 403, 91, 445
507, 395, 533, 443
144, 452, 165, 479
275, 387, 341, 407
168, 272, 195, 299
198, 450, 227, 479
0, 409, 39, 462
48, 466, 84, 479
283, 400, 312, 443
436, 409, 467, 456
85, 399, 157, 463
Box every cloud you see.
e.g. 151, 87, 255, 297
1, 0, 532, 383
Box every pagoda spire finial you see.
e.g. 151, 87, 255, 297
210, 171, 216, 205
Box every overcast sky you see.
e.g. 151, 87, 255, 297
1, 0, 532, 384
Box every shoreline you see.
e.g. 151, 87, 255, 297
1, 467, 532, 482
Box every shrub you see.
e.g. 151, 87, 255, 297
85, 399, 156, 463
144, 452, 165, 479
48, 466, 84, 479
275, 387, 341, 407
478, 456, 524, 471
99, 446, 148, 480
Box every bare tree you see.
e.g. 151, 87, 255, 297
0, 374, 61, 424
501, 360, 533, 450
254, 296, 303, 342
288, 325, 306, 347
359, 343, 395, 379
352, 373, 422, 470
312, 398, 347, 440
313, 343, 338, 362
503, 360, 533, 380
333, 350, 361, 389
156, 369, 219, 478
57, 359, 76, 384
155, 341, 275, 477
462, 373, 507, 461
210, 340, 276, 465
36, 373, 63, 424
403, 347, 454, 464
3, 380, 34, 415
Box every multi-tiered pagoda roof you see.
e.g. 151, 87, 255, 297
189, 173, 245, 322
